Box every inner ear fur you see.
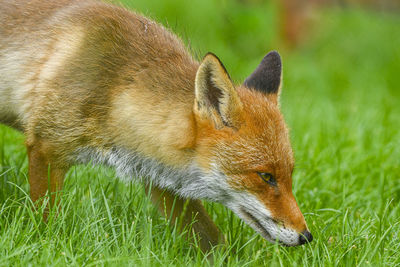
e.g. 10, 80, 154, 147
194, 53, 243, 130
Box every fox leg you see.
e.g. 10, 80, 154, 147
146, 185, 225, 252
27, 140, 66, 210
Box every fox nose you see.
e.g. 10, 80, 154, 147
299, 230, 313, 245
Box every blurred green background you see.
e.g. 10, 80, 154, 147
0, 0, 399, 265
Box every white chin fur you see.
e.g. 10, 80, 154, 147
226, 192, 301, 247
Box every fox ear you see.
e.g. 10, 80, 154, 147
244, 51, 282, 99
194, 53, 243, 130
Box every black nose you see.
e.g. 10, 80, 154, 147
299, 230, 313, 245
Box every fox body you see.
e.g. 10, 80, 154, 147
0, 0, 312, 250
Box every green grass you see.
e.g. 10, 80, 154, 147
1, 1, 400, 266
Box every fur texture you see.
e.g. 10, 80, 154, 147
0, 0, 312, 249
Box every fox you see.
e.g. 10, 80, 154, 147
0, 0, 313, 252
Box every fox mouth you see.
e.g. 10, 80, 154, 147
240, 207, 288, 246
240, 207, 273, 241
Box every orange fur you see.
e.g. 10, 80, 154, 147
0, 0, 311, 250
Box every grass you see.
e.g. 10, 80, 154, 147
1, 1, 400, 266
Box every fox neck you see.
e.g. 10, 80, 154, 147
74, 146, 230, 202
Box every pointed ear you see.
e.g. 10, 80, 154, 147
194, 53, 243, 130
244, 51, 282, 99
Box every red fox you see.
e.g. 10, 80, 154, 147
0, 0, 312, 251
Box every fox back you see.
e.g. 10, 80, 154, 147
0, 0, 312, 247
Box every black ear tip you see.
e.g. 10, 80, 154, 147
204, 52, 218, 59
243, 50, 282, 94
263, 50, 282, 67
267, 50, 281, 57
202, 52, 230, 79
202, 52, 224, 66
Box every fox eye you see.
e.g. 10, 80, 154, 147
257, 172, 277, 186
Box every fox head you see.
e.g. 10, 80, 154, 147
191, 51, 312, 246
